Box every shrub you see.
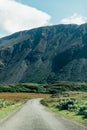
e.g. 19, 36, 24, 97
58, 98, 87, 118
84, 110, 87, 118
58, 98, 76, 110
78, 103, 87, 117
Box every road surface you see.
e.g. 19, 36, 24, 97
0, 99, 87, 130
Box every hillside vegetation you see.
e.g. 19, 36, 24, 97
0, 82, 87, 93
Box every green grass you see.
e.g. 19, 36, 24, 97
0, 102, 22, 120
0, 99, 23, 120
50, 107, 87, 126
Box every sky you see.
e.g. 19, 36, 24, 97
0, 0, 87, 38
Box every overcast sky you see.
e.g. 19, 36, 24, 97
0, 0, 87, 38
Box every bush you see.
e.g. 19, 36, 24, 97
58, 98, 87, 118
58, 98, 76, 110
78, 104, 87, 117
84, 110, 87, 118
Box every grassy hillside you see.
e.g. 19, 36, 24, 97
0, 83, 46, 93
0, 82, 87, 93
45, 82, 87, 94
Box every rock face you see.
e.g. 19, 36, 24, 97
0, 23, 87, 83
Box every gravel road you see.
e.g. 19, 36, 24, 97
0, 99, 87, 130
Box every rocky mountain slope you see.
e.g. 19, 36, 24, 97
0, 23, 87, 83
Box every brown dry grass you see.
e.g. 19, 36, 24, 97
59, 91, 87, 100
0, 93, 51, 102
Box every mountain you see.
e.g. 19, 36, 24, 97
0, 23, 87, 84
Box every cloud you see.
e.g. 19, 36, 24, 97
60, 13, 87, 25
0, 0, 51, 37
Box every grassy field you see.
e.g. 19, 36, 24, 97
41, 91, 87, 126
